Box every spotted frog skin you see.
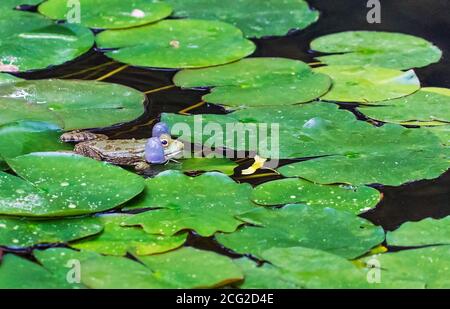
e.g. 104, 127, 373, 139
60, 123, 184, 171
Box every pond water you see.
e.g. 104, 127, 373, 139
15, 0, 449, 256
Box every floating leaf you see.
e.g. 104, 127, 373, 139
71, 214, 187, 256
154, 157, 238, 176
166, 0, 318, 38
163, 103, 449, 185
174, 58, 331, 108
0, 9, 94, 72
311, 31, 442, 70
137, 247, 243, 288
39, 0, 172, 29
122, 171, 255, 236
1, 153, 145, 217
216, 204, 385, 259
425, 125, 450, 146
0, 79, 145, 130
359, 88, 450, 125
96, 19, 256, 69
386, 216, 450, 247
237, 247, 369, 289
1, 1, 44, 8
0, 216, 103, 248
251, 178, 381, 214
0, 254, 61, 289
362, 246, 450, 288
0, 73, 21, 85
314, 65, 420, 103
0, 121, 71, 163
34, 248, 102, 289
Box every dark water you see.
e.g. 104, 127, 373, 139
14, 0, 450, 243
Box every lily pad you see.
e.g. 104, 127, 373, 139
0, 9, 94, 72
71, 214, 187, 256
314, 65, 420, 103
0, 216, 103, 248
0, 73, 21, 85
173, 58, 331, 108
0, 79, 146, 130
358, 88, 450, 125
362, 246, 450, 288
162, 103, 449, 185
156, 157, 238, 176
216, 204, 385, 259
137, 247, 243, 288
39, 0, 172, 29
166, 0, 318, 38
237, 247, 369, 289
386, 216, 450, 247
1, 152, 145, 217
310, 31, 442, 70
0, 254, 62, 289
1, 1, 43, 8
95, 19, 256, 69
122, 171, 255, 236
0, 121, 71, 162
425, 125, 450, 146
251, 178, 381, 214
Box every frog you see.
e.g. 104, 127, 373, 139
60, 122, 184, 171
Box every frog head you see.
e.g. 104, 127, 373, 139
145, 122, 184, 164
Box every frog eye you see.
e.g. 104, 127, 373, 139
161, 139, 169, 146
159, 134, 171, 147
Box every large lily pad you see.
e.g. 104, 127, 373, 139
0, 216, 103, 248
314, 65, 420, 103
71, 214, 187, 256
0, 254, 62, 289
166, 0, 318, 38
96, 19, 256, 69
310, 31, 442, 70
237, 247, 369, 289
362, 246, 450, 288
173, 58, 331, 108
0, 9, 94, 72
137, 247, 243, 288
0, 121, 71, 163
251, 178, 381, 214
162, 103, 449, 185
0, 79, 145, 130
0, 152, 145, 217
39, 0, 172, 30
359, 88, 450, 125
425, 125, 450, 146
153, 157, 238, 176
386, 216, 450, 247
216, 204, 385, 259
122, 171, 255, 236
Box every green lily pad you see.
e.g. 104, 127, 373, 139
122, 171, 255, 236
237, 247, 369, 289
0, 9, 94, 72
163, 103, 449, 185
166, 0, 318, 38
1, 1, 43, 8
71, 214, 187, 256
251, 178, 381, 214
0, 216, 103, 248
0, 79, 145, 130
310, 31, 442, 70
0, 121, 71, 162
157, 157, 238, 176
386, 216, 450, 247
358, 88, 450, 125
216, 204, 385, 259
0, 73, 21, 85
314, 65, 420, 103
96, 19, 256, 69
137, 247, 243, 288
173, 58, 331, 108
1, 152, 145, 217
39, 0, 172, 30
362, 246, 450, 288
425, 125, 450, 146
34, 248, 101, 289
0, 254, 62, 289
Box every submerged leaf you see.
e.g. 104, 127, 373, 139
314, 65, 420, 103
96, 19, 255, 69
174, 58, 331, 108
216, 204, 385, 259
311, 31, 442, 70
